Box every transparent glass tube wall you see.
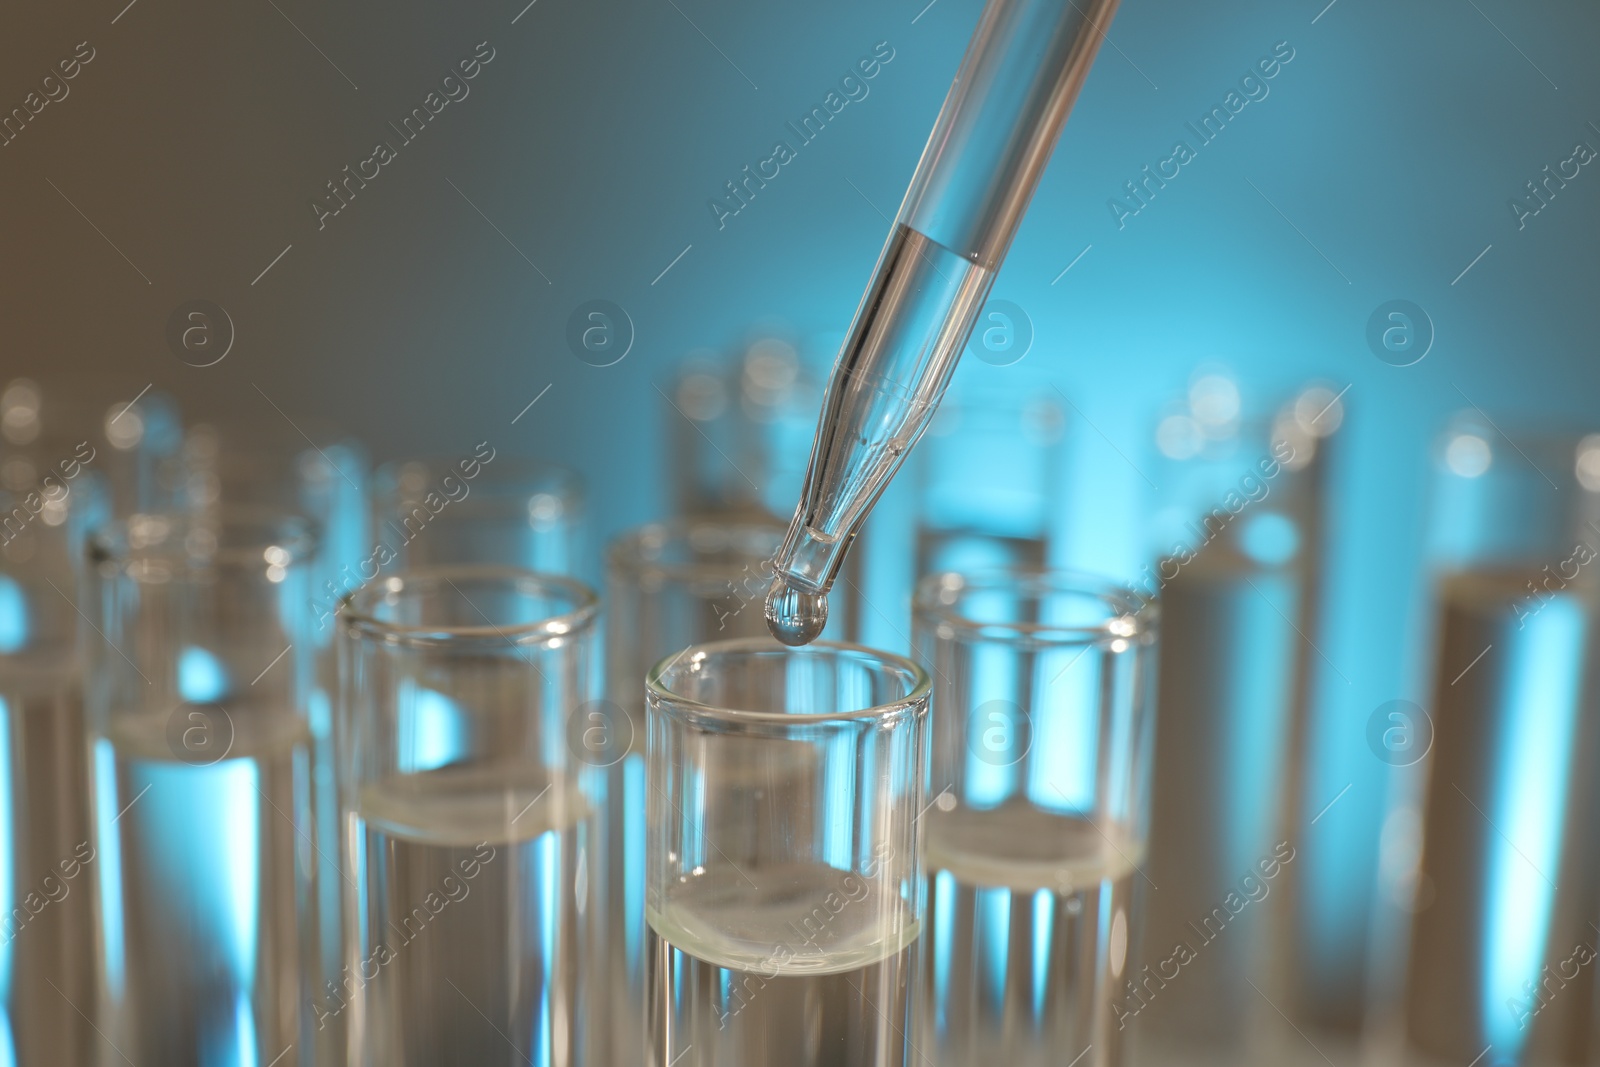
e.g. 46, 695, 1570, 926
663, 336, 874, 642
86, 510, 319, 1065
171, 420, 373, 681
0, 428, 107, 1066
646, 639, 930, 1067
913, 569, 1156, 1067
338, 567, 601, 1066
602, 519, 786, 1066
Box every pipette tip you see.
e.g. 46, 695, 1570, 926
763, 578, 829, 647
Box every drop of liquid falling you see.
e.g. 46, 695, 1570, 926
764, 578, 829, 647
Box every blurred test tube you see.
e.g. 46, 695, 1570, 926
663, 329, 823, 526
663, 329, 857, 643
3, 375, 185, 517
86, 510, 319, 1065
174, 417, 371, 1066
0, 386, 110, 1066
1130, 373, 1345, 1066
659, 336, 1065, 652
1376, 419, 1600, 1067
372, 454, 584, 578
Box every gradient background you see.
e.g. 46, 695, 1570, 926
5, 0, 1600, 1046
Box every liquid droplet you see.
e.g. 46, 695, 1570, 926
764, 578, 828, 647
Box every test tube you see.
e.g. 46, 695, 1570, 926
177, 420, 372, 608
1130, 377, 1344, 1064
178, 418, 371, 1065
912, 569, 1157, 1067
608, 521, 785, 689
1380, 420, 1600, 1067
3, 375, 185, 516
0, 423, 107, 1065
646, 638, 930, 1067
664, 334, 824, 524
768, 0, 1120, 636
839, 384, 1067, 654
372, 455, 584, 577
86, 509, 319, 1065
601, 519, 786, 1066
915, 388, 1065, 577
338, 567, 601, 1066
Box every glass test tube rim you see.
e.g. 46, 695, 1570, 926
646, 636, 930, 729
183, 419, 364, 483
88, 505, 317, 572
339, 563, 598, 649
3, 374, 179, 441
374, 454, 584, 508
1154, 380, 1344, 456
1436, 411, 1600, 466
606, 517, 784, 585
194, 438, 367, 481
914, 567, 1157, 648
181, 418, 364, 494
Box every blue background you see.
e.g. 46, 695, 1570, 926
6, 0, 1600, 1026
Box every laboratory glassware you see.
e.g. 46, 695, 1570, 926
1133, 379, 1343, 1066
766, 0, 1121, 643
665, 334, 869, 639
646, 638, 930, 1067
665, 349, 753, 520
665, 334, 823, 524
177, 420, 371, 616
179, 418, 371, 1066
338, 566, 601, 1066
2, 375, 185, 516
86, 509, 319, 1066
608, 521, 787, 693
1382, 419, 1600, 1067
373, 455, 583, 577
601, 518, 786, 1065
0, 425, 107, 1067
849, 384, 1067, 654
739, 334, 829, 523
1254, 387, 1362, 1065
912, 568, 1157, 1067
914, 387, 1065, 578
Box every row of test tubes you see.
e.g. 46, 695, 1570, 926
0, 349, 1595, 1067
661, 334, 1600, 1067
0, 369, 1151, 1067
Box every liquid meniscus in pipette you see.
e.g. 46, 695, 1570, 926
763, 223, 993, 645
764, 0, 1122, 645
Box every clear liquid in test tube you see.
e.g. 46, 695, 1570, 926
339, 568, 602, 1067
913, 570, 1157, 1067
646, 639, 931, 1067
87, 511, 318, 1067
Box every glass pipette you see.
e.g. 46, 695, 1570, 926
765, 0, 1123, 645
